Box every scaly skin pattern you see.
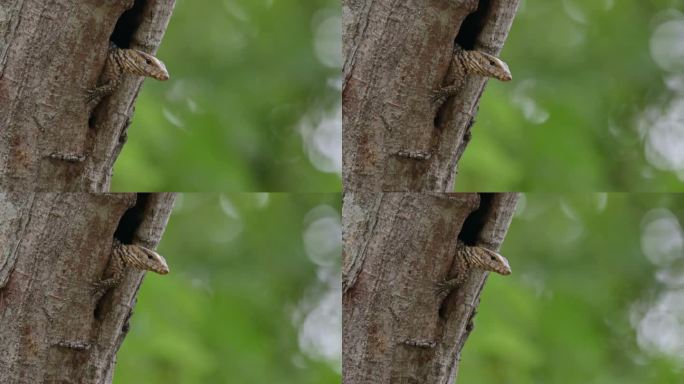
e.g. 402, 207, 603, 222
432, 45, 512, 108
436, 240, 511, 296
87, 42, 169, 107
94, 239, 169, 294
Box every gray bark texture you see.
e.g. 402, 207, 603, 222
0, 192, 175, 384
342, 0, 520, 192
0, 0, 175, 192
342, 192, 518, 383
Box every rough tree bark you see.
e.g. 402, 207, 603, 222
342, 0, 520, 191
0, 193, 175, 383
0, 0, 175, 192
342, 192, 518, 383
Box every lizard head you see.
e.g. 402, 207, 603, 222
123, 49, 170, 81
463, 245, 512, 275
463, 50, 512, 82
120, 243, 170, 275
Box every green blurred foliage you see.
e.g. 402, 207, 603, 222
114, 194, 341, 383
111, 0, 341, 192
460, 194, 684, 383
457, 0, 684, 191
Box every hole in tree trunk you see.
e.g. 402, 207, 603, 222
458, 193, 495, 245
110, 0, 148, 48
114, 193, 151, 244
94, 194, 150, 319
88, 1, 147, 129
87, 114, 97, 130
434, 1, 493, 130
455, 0, 493, 50
438, 194, 495, 318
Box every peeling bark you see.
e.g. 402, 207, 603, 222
342, 192, 518, 383
0, 0, 175, 191
0, 192, 175, 383
342, 0, 520, 191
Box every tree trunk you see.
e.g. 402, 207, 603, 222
0, 192, 175, 383
342, 192, 518, 383
342, 0, 519, 192
0, 0, 175, 192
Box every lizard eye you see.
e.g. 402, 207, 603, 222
148, 255, 153, 260
145, 59, 153, 65
490, 255, 496, 261
489, 60, 496, 66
